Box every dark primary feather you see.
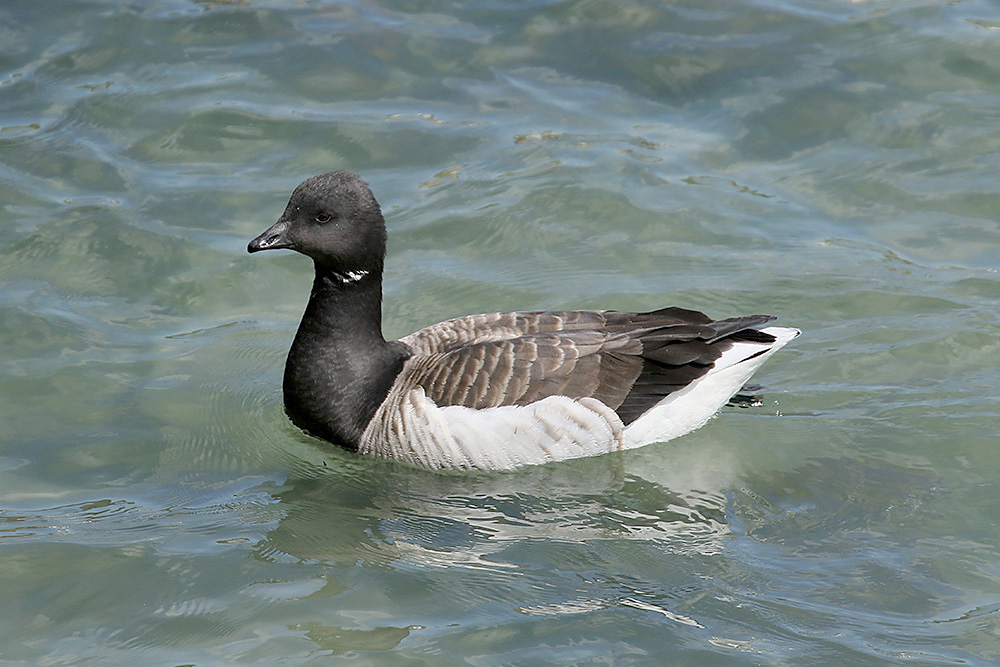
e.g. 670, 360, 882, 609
400, 307, 777, 426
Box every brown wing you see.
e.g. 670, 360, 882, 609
400, 310, 613, 356
411, 330, 643, 411
398, 307, 777, 425
400, 307, 733, 355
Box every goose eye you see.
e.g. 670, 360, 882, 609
315, 212, 333, 223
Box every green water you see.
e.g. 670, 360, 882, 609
2, 0, 999, 664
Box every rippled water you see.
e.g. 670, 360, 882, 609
2, 0, 999, 664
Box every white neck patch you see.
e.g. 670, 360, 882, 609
324, 269, 370, 287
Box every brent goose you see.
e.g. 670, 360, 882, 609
248, 171, 799, 470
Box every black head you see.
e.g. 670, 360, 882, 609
248, 171, 387, 276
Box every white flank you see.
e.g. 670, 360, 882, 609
361, 388, 625, 470
362, 325, 800, 470
623, 326, 800, 448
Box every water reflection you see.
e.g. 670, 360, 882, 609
234, 440, 958, 661
259, 443, 735, 564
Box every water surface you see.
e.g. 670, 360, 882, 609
2, 0, 999, 664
